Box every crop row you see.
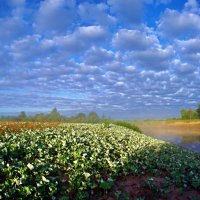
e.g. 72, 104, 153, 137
0, 124, 200, 199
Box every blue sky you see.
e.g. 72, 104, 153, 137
0, 0, 200, 119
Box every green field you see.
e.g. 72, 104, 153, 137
1, 123, 200, 199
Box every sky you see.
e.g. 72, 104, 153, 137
0, 0, 200, 119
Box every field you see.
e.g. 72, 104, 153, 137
0, 122, 200, 199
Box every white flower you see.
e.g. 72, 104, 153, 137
42, 176, 50, 182
27, 163, 34, 170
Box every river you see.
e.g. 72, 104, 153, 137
133, 121, 200, 154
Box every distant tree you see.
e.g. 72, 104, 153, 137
180, 109, 188, 119
192, 111, 198, 119
17, 111, 27, 121
76, 113, 86, 118
75, 113, 86, 122
34, 113, 46, 122
196, 104, 200, 119
180, 109, 198, 120
101, 114, 106, 120
47, 108, 62, 121
0, 109, 110, 123
88, 112, 99, 123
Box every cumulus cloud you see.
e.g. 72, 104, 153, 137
9, 35, 54, 61
77, 63, 101, 75
172, 59, 196, 73
108, 0, 146, 24
158, 9, 200, 37
54, 26, 107, 53
112, 29, 159, 51
107, 0, 172, 25
1, 0, 200, 118
158, 0, 200, 38
34, 0, 76, 33
84, 47, 114, 65
78, 2, 116, 26
174, 38, 200, 71
4, 0, 26, 18
176, 38, 200, 54
125, 46, 173, 71
184, 0, 200, 14
0, 17, 27, 42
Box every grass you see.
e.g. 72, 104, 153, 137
113, 121, 142, 133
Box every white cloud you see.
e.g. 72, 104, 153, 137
113, 29, 159, 51
78, 63, 101, 75
158, 9, 200, 38
172, 59, 196, 73
104, 61, 125, 71
125, 65, 136, 73
107, 0, 169, 24
176, 38, 200, 54
108, 0, 145, 24
184, 0, 200, 14
1, 0, 200, 118
78, 2, 116, 26
54, 26, 107, 53
7, 0, 26, 16
174, 38, 200, 69
10, 35, 55, 61
0, 17, 27, 41
35, 0, 76, 33
130, 46, 173, 70
84, 47, 114, 65
77, 26, 107, 40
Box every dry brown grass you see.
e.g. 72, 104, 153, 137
0, 121, 61, 134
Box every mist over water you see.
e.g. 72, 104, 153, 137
134, 121, 200, 153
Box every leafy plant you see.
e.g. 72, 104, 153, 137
0, 123, 200, 199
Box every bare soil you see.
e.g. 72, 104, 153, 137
99, 174, 200, 200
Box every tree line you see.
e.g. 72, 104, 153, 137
180, 104, 200, 120
0, 108, 110, 123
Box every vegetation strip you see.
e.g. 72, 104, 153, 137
0, 123, 200, 199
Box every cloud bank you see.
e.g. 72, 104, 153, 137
0, 0, 200, 119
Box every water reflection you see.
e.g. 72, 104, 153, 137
134, 121, 200, 154
146, 134, 200, 153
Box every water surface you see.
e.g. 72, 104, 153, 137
134, 121, 200, 153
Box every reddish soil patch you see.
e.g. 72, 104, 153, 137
100, 174, 200, 200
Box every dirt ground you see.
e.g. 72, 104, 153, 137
99, 174, 200, 200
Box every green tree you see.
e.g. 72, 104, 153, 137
180, 109, 188, 119
75, 113, 86, 122
180, 109, 198, 120
47, 108, 62, 121
17, 111, 27, 121
87, 112, 99, 123
34, 113, 46, 122
196, 104, 200, 119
